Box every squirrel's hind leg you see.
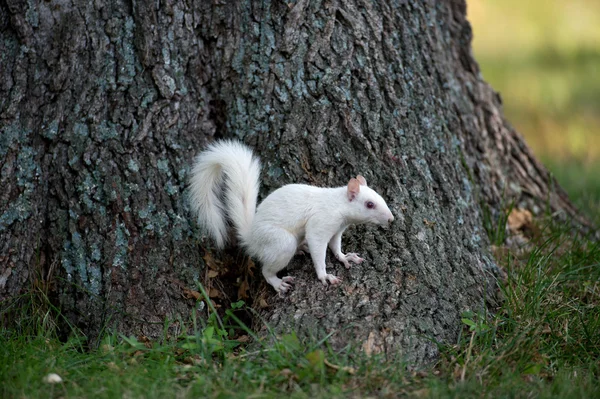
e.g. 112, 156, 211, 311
256, 228, 297, 294
295, 239, 309, 255
263, 273, 295, 295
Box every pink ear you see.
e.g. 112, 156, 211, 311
356, 175, 367, 186
347, 178, 361, 201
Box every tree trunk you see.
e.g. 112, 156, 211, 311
0, 0, 590, 363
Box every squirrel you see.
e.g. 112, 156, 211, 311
188, 140, 394, 293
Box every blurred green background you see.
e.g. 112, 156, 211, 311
468, 0, 599, 219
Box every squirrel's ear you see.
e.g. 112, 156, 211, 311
347, 178, 361, 201
356, 175, 367, 186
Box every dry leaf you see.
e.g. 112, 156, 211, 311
508, 208, 533, 232
183, 288, 201, 300
208, 288, 221, 298
182, 357, 195, 365
362, 331, 375, 356
236, 335, 250, 343
279, 368, 298, 381
362, 331, 383, 356
238, 279, 250, 299
246, 258, 256, 277
138, 335, 152, 348
203, 252, 221, 270
423, 219, 436, 228
207, 270, 219, 278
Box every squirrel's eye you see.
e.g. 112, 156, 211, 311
366, 201, 375, 209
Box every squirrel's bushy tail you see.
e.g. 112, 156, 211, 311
188, 140, 260, 248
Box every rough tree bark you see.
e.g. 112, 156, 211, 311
0, 0, 590, 363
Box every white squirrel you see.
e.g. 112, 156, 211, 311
188, 140, 394, 293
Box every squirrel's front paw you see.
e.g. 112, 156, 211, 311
319, 274, 341, 286
337, 253, 364, 269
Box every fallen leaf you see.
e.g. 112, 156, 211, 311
236, 335, 250, 343
183, 288, 201, 300
238, 279, 250, 299
362, 331, 384, 356
207, 270, 219, 278
182, 357, 195, 365
508, 208, 533, 232
209, 288, 221, 298
138, 335, 152, 349
423, 219, 436, 228
279, 368, 298, 381
203, 252, 221, 270
246, 258, 256, 277
362, 331, 375, 356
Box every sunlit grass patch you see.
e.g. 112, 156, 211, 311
544, 158, 600, 225
478, 50, 600, 162
470, 0, 600, 163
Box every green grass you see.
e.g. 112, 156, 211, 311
469, 0, 600, 163
477, 50, 600, 162
2, 193, 599, 397
0, 324, 419, 398
545, 158, 600, 226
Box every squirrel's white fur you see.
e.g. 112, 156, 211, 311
189, 140, 394, 293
